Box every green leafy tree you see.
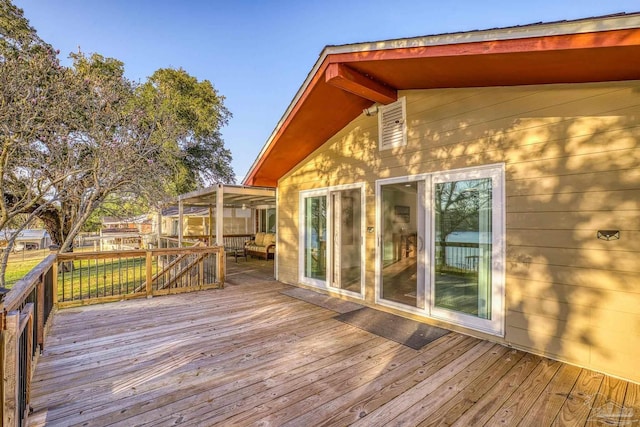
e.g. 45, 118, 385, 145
0, 0, 235, 284
35, 55, 236, 252
136, 68, 235, 194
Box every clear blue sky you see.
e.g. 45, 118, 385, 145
14, 0, 640, 183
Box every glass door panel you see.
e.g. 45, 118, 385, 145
304, 196, 327, 280
380, 181, 424, 308
330, 189, 362, 293
433, 178, 492, 319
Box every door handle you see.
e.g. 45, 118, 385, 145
418, 236, 424, 252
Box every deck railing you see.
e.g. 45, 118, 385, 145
0, 244, 225, 426
435, 241, 482, 273
159, 234, 253, 250
1, 254, 56, 426
57, 246, 224, 307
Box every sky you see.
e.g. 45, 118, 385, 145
13, 0, 640, 183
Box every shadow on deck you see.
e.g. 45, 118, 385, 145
28, 257, 639, 426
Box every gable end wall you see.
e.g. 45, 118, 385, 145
276, 81, 640, 383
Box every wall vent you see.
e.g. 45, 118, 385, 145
378, 97, 406, 151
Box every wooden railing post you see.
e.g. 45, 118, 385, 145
52, 256, 58, 309
145, 251, 153, 298
3, 311, 19, 427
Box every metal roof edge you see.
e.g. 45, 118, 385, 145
324, 12, 640, 55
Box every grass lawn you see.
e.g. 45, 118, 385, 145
4, 247, 98, 288
4, 249, 51, 288
58, 255, 157, 301
5, 247, 216, 303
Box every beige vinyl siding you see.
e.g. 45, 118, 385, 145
276, 80, 640, 382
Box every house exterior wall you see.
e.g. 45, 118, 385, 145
276, 80, 640, 382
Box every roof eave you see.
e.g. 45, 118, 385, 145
242, 13, 640, 187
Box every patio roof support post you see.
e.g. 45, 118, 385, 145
208, 206, 214, 246
216, 184, 224, 247
178, 199, 184, 247
156, 210, 162, 246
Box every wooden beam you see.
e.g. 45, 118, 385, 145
325, 63, 397, 104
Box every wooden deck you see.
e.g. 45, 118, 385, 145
28, 259, 639, 426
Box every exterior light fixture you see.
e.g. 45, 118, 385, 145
363, 105, 379, 116
597, 230, 620, 241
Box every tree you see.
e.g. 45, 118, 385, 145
34, 55, 236, 253
32, 52, 159, 252
0, 0, 235, 285
434, 180, 490, 269
0, 1, 83, 284
136, 68, 234, 194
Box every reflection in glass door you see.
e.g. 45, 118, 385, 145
380, 181, 424, 308
433, 177, 492, 319
330, 189, 362, 293
303, 195, 327, 281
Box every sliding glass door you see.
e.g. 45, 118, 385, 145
300, 185, 364, 296
330, 188, 362, 293
432, 175, 494, 322
303, 194, 327, 282
377, 165, 504, 336
379, 180, 425, 309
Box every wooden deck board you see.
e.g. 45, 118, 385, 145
417, 348, 527, 427
483, 358, 562, 425
516, 362, 582, 426
28, 260, 640, 426
552, 370, 605, 427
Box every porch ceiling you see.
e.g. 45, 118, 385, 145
175, 184, 276, 209
243, 14, 640, 187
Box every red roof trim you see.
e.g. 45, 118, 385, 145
244, 27, 640, 187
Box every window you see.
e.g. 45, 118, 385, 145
257, 208, 276, 233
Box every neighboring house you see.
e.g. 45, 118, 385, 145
160, 206, 212, 237
99, 228, 142, 251
243, 14, 640, 383
99, 215, 152, 251
101, 215, 153, 234
0, 229, 52, 250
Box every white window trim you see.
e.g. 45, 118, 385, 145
378, 97, 407, 151
374, 163, 506, 337
298, 183, 366, 299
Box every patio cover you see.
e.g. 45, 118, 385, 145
168, 184, 275, 246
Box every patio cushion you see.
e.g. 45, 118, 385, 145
254, 232, 266, 246
263, 233, 276, 246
